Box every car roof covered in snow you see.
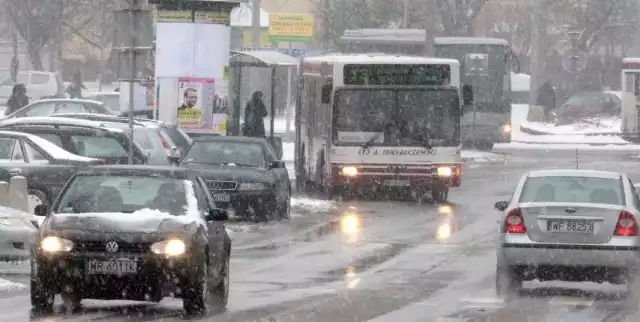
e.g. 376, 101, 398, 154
192, 135, 268, 144
76, 165, 194, 179
0, 116, 125, 132
527, 169, 623, 179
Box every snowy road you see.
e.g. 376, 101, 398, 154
3, 155, 640, 321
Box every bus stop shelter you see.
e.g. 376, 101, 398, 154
228, 50, 298, 158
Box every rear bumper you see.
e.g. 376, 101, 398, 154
211, 191, 278, 219
501, 243, 640, 268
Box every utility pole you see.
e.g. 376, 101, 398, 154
10, 21, 18, 83
528, 0, 544, 108
251, 0, 261, 48
402, 0, 409, 28
115, 0, 152, 164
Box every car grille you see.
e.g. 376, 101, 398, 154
205, 180, 238, 191
74, 241, 151, 254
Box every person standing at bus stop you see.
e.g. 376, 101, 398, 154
536, 80, 556, 122
243, 91, 268, 137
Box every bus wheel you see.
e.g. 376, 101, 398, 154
431, 185, 449, 203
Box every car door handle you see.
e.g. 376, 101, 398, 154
8, 168, 21, 175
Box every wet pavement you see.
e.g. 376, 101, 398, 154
3, 153, 640, 321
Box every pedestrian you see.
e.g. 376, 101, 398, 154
243, 91, 268, 137
65, 70, 86, 99
536, 80, 556, 122
4, 84, 29, 115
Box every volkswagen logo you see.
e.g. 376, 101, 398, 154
105, 241, 119, 253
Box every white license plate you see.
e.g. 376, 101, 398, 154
87, 260, 138, 275
546, 220, 594, 233
384, 179, 410, 187
212, 193, 231, 202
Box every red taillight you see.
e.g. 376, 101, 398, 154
157, 132, 170, 149
504, 208, 526, 234
615, 210, 638, 236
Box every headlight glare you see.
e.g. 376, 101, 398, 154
41, 236, 74, 252
341, 166, 358, 177
501, 123, 512, 133
238, 183, 267, 191
437, 167, 452, 177
151, 239, 186, 256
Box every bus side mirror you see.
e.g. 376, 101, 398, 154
321, 84, 331, 104
462, 84, 473, 105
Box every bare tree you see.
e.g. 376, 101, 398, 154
434, 0, 490, 36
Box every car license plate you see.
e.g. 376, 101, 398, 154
384, 179, 410, 187
546, 220, 594, 233
87, 260, 138, 275
212, 193, 231, 202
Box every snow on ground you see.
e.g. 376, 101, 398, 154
494, 142, 640, 152
520, 117, 621, 135
0, 278, 26, 292
512, 131, 629, 145
461, 150, 505, 163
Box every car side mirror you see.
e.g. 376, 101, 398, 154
269, 160, 285, 169
494, 201, 509, 212
205, 208, 228, 221
34, 204, 49, 217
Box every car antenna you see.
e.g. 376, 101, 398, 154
575, 148, 579, 169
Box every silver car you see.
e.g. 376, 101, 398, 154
0, 205, 38, 261
495, 169, 640, 295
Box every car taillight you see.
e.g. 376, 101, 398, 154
504, 208, 526, 234
615, 210, 638, 236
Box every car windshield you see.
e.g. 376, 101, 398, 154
183, 141, 266, 168
56, 175, 191, 214
563, 93, 603, 108
519, 176, 625, 205
333, 89, 460, 146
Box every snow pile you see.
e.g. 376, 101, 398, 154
0, 278, 26, 292
512, 131, 629, 145
291, 197, 336, 215
519, 117, 621, 136
461, 150, 505, 163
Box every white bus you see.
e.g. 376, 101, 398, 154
622, 58, 640, 137
295, 54, 469, 202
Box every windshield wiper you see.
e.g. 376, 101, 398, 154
412, 129, 433, 151
361, 122, 392, 150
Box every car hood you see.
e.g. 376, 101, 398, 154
181, 163, 271, 182
46, 212, 202, 234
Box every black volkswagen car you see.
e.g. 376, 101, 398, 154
0, 130, 105, 213
31, 166, 231, 314
180, 136, 291, 221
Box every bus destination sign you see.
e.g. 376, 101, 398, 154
343, 64, 451, 86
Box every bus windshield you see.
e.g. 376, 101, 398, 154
333, 89, 460, 147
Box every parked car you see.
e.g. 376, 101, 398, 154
31, 165, 231, 314
549, 91, 622, 125
0, 130, 105, 213
85, 92, 120, 112
51, 113, 179, 165
118, 108, 154, 119
0, 71, 58, 104
0, 205, 38, 260
184, 130, 222, 139
180, 136, 291, 221
3, 99, 114, 118
0, 117, 147, 165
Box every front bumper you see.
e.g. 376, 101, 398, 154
33, 252, 201, 301
0, 225, 36, 261
209, 190, 278, 219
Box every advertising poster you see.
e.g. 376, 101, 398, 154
212, 66, 229, 134
177, 77, 215, 129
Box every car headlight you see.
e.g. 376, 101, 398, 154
437, 167, 452, 177
238, 183, 267, 191
341, 166, 358, 177
501, 123, 512, 133
41, 236, 74, 252
151, 239, 186, 256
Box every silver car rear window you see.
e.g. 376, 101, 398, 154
519, 176, 625, 205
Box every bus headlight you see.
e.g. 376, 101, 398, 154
501, 123, 512, 133
341, 166, 358, 177
437, 167, 452, 177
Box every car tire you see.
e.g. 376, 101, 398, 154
495, 263, 522, 297
209, 255, 230, 313
61, 286, 82, 312
278, 197, 291, 220
30, 267, 55, 312
28, 189, 49, 215
183, 255, 228, 315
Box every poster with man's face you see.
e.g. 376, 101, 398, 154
177, 77, 214, 129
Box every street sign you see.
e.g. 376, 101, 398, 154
561, 49, 588, 73
268, 14, 314, 43
114, 9, 154, 49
